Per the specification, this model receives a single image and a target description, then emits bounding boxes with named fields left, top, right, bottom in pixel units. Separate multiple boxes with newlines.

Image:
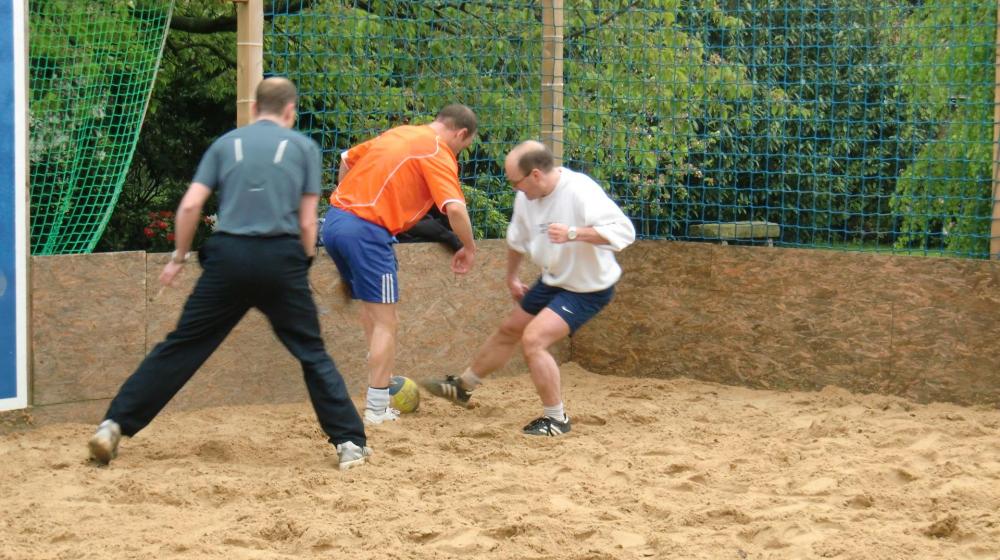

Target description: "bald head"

left=255, top=77, right=298, bottom=117
left=507, top=140, right=555, bottom=177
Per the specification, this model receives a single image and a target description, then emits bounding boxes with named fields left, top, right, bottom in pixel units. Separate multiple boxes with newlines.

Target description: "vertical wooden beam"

left=541, top=0, right=564, bottom=164
left=234, top=0, right=264, bottom=127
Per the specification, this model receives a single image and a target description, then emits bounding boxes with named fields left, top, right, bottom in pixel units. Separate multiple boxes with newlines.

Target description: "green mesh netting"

left=29, top=0, right=174, bottom=255
left=265, top=1, right=539, bottom=239
left=267, top=1, right=997, bottom=258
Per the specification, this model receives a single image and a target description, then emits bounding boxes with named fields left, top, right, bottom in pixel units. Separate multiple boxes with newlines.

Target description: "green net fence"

left=266, top=1, right=540, bottom=239
left=28, top=1, right=174, bottom=255
left=264, top=1, right=998, bottom=258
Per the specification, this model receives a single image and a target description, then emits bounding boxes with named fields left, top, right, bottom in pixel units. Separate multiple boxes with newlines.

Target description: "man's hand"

left=451, top=246, right=475, bottom=274
left=507, top=277, right=528, bottom=302
left=159, top=261, right=185, bottom=287
left=547, top=222, right=571, bottom=243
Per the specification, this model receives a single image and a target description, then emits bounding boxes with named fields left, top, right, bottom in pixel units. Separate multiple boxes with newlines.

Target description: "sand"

left=1, top=362, right=998, bottom=560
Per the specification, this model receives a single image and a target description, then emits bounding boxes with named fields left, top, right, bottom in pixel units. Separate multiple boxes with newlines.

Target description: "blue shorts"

left=321, top=207, right=399, bottom=303
left=520, top=279, right=615, bottom=334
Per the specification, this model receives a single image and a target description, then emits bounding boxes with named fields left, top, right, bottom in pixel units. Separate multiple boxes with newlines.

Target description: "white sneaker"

left=88, top=419, right=122, bottom=464
left=336, top=441, right=372, bottom=470
left=363, top=406, right=400, bottom=425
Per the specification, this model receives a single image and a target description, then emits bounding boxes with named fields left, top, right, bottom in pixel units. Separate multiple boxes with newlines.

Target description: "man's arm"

left=444, top=201, right=476, bottom=252
left=160, top=182, right=212, bottom=286
left=548, top=190, right=636, bottom=249
left=547, top=224, right=611, bottom=245
left=505, top=247, right=528, bottom=301
left=299, top=193, right=319, bottom=258
left=173, top=183, right=212, bottom=256
left=444, top=201, right=477, bottom=274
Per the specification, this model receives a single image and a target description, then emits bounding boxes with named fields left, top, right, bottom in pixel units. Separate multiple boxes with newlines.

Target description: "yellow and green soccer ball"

left=389, top=375, right=420, bottom=413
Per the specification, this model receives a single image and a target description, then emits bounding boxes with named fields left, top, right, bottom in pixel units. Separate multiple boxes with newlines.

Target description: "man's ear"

left=283, top=102, right=297, bottom=125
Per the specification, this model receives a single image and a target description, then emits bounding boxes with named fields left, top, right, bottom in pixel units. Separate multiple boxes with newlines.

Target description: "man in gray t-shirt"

left=88, top=78, right=370, bottom=471
left=194, top=114, right=322, bottom=237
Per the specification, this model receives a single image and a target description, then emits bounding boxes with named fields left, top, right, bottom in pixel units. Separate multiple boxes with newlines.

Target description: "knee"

left=520, top=331, right=548, bottom=357
left=496, top=321, right=523, bottom=343
left=371, top=307, right=399, bottom=329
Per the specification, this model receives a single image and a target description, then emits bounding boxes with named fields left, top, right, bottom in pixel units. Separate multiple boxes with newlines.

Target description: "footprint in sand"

left=431, top=528, right=499, bottom=553
left=550, top=465, right=573, bottom=480
left=473, top=406, right=506, bottom=418
left=383, top=446, right=414, bottom=457
left=485, top=523, right=531, bottom=538
left=573, top=413, right=607, bottom=426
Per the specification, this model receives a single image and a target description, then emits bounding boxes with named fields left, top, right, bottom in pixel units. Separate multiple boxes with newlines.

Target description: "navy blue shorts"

left=321, top=207, right=399, bottom=303
left=519, top=279, right=615, bottom=334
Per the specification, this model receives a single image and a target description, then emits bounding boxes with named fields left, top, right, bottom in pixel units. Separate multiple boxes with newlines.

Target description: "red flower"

left=156, top=221, right=169, bottom=230
left=143, top=227, right=155, bottom=238
left=166, top=233, right=175, bottom=241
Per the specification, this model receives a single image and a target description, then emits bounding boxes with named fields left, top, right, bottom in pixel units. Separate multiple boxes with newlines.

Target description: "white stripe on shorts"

left=381, top=273, right=396, bottom=303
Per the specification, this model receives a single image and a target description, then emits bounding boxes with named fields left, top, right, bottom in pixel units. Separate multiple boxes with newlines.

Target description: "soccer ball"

left=389, top=375, right=420, bottom=413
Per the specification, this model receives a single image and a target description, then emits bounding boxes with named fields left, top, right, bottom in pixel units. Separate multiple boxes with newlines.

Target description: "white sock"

left=367, top=386, right=390, bottom=413
left=459, top=368, right=482, bottom=390
left=543, top=403, right=566, bottom=422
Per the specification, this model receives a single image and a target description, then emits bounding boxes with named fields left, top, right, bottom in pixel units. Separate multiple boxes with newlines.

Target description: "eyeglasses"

left=508, top=172, right=533, bottom=188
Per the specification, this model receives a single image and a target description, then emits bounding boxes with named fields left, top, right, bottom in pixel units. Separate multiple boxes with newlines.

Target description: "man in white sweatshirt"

left=422, top=140, right=636, bottom=436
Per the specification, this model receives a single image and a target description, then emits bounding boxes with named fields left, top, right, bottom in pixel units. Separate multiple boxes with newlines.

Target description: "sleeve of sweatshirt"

left=585, top=187, right=636, bottom=252
left=505, top=193, right=531, bottom=254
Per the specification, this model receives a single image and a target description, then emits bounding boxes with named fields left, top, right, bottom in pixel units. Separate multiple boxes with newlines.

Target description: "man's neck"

left=254, top=115, right=284, bottom=127
left=540, top=167, right=562, bottom=197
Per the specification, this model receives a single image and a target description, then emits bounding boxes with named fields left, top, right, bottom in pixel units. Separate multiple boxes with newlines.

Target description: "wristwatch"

left=170, top=250, right=190, bottom=264
left=567, top=226, right=578, bottom=241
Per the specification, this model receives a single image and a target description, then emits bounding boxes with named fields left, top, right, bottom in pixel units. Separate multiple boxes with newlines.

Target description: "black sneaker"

left=522, top=415, right=571, bottom=436
left=420, top=375, right=472, bottom=407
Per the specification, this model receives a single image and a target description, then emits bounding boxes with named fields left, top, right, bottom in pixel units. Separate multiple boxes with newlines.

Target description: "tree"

left=89, top=0, right=995, bottom=256
left=890, top=0, right=996, bottom=256
left=97, top=0, right=236, bottom=252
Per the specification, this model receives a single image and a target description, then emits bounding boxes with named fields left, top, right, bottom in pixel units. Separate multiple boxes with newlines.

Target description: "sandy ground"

left=1, top=362, right=998, bottom=560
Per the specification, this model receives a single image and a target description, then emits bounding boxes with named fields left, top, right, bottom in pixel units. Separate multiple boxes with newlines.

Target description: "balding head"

left=504, top=140, right=560, bottom=199
left=255, top=77, right=298, bottom=117
left=506, top=140, right=555, bottom=177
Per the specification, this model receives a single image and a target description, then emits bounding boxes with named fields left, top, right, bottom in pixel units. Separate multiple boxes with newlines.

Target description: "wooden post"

left=234, top=0, right=263, bottom=127
left=991, top=0, right=1000, bottom=258
left=541, top=0, right=564, bottom=164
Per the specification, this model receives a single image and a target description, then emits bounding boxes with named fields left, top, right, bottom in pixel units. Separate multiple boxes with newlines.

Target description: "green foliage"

left=96, top=0, right=235, bottom=252
left=29, top=0, right=174, bottom=254
left=890, top=0, right=996, bottom=257
left=575, top=0, right=929, bottom=245
left=267, top=0, right=540, bottom=219
left=70, top=0, right=996, bottom=260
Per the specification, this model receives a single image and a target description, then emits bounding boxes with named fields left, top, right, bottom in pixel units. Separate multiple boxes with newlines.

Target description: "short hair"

left=435, top=104, right=478, bottom=136
left=256, top=77, right=298, bottom=116
left=514, top=141, right=556, bottom=175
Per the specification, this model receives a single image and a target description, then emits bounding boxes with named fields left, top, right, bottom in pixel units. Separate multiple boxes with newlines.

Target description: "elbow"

left=178, top=201, right=204, bottom=216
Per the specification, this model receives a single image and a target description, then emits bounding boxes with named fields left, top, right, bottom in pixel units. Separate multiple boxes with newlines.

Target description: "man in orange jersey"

left=320, top=104, right=478, bottom=424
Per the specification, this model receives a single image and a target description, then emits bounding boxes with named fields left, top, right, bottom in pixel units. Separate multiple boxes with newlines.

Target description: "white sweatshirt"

left=506, top=167, right=636, bottom=292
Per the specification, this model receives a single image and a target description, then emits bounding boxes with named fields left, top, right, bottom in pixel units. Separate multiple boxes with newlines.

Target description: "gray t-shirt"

left=193, top=120, right=322, bottom=236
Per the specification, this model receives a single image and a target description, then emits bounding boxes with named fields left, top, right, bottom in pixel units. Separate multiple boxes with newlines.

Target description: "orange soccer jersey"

left=331, top=125, right=466, bottom=235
